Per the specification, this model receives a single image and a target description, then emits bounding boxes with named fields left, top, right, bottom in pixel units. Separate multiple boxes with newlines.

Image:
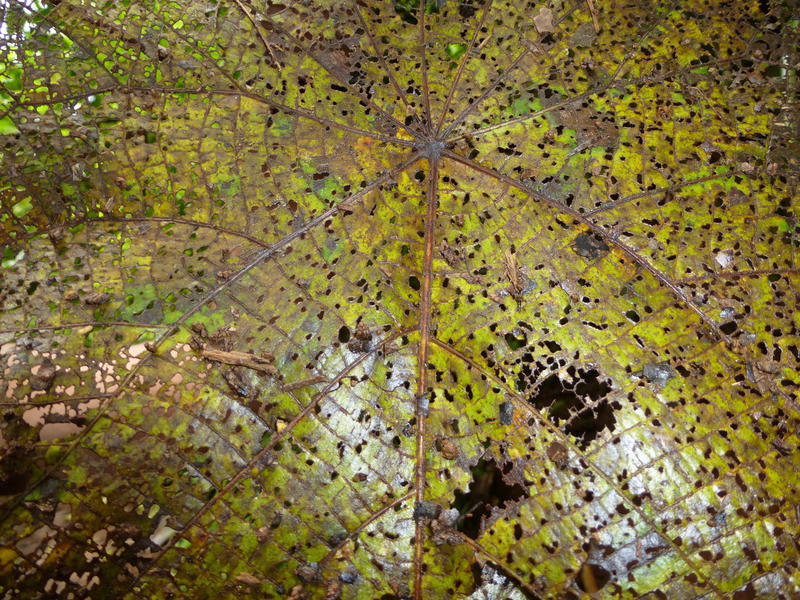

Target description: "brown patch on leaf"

left=296, top=562, right=322, bottom=583
left=440, top=438, right=459, bottom=460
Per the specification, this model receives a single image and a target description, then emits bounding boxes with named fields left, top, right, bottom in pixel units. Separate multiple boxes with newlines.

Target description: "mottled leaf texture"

left=0, top=0, right=798, bottom=598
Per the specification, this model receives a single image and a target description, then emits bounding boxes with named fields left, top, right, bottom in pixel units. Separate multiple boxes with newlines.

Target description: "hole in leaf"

left=575, top=562, right=611, bottom=593
left=450, top=457, right=527, bottom=539
left=521, top=369, right=614, bottom=447
left=625, top=310, right=640, bottom=323
left=505, top=331, right=527, bottom=350
left=338, top=326, right=350, bottom=343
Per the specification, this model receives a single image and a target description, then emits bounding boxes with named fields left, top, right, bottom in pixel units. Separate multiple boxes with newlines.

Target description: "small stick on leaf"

left=586, top=0, right=600, bottom=33
left=201, top=348, right=277, bottom=376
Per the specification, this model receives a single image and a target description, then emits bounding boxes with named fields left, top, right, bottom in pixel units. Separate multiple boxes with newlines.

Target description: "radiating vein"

left=429, top=337, right=727, bottom=600
left=418, top=0, right=432, bottom=131
left=320, top=491, right=415, bottom=565
left=442, top=149, right=734, bottom=346
left=433, top=0, right=492, bottom=135
left=129, top=328, right=412, bottom=586
left=413, top=157, right=439, bottom=600
left=0, top=152, right=423, bottom=527
left=353, top=0, right=421, bottom=134
left=264, top=13, right=413, bottom=138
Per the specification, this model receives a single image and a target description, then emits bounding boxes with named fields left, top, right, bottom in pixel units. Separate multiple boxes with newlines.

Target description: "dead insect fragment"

left=572, top=233, right=609, bottom=260
left=639, top=361, right=676, bottom=387
left=295, top=562, right=322, bottom=583
left=546, top=441, right=569, bottom=469
left=498, top=401, right=514, bottom=425
left=222, top=367, right=251, bottom=398
left=84, top=292, right=111, bottom=305
left=30, top=359, right=56, bottom=391
left=414, top=501, right=441, bottom=520
left=190, top=321, right=207, bottom=338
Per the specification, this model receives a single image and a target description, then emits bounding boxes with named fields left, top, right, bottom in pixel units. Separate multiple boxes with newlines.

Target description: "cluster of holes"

left=511, top=345, right=616, bottom=447
left=450, top=457, right=528, bottom=539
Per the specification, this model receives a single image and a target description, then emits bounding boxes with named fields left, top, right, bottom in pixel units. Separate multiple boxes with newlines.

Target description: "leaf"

left=0, top=1, right=798, bottom=599
left=0, top=116, right=19, bottom=135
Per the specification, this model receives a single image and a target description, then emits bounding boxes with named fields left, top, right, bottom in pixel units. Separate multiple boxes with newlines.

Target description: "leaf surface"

left=1, top=1, right=798, bottom=598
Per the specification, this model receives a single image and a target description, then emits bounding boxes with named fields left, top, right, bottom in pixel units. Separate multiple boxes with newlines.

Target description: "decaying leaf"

left=0, top=1, right=798, bottom=599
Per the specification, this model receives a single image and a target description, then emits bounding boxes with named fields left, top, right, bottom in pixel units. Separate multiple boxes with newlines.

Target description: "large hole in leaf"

left=450, top=457, right=528, bottom=539
left=519, top=367, right=615, bottom=448
left=575, top=561, right=611, bottom=593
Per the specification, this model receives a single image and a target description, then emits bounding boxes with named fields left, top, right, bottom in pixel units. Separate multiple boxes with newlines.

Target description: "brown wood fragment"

left=325, top=580, right=341, bottom=599
left=201, top=349, right=277, bottom=376
left=234, top=571, right=262, bottom=585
